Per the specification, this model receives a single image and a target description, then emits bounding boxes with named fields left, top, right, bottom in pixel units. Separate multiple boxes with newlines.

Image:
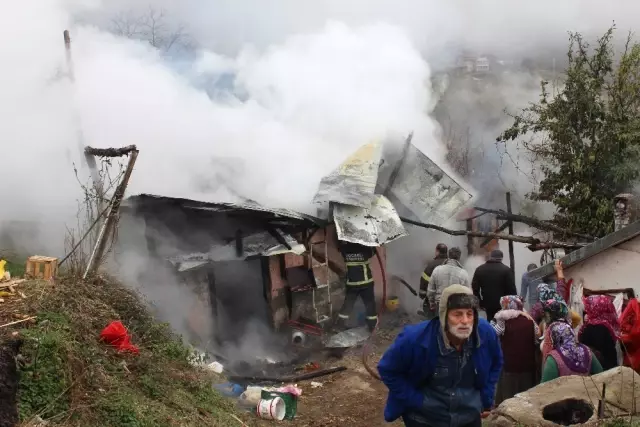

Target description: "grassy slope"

left=4, top=276, right=244, bottom=427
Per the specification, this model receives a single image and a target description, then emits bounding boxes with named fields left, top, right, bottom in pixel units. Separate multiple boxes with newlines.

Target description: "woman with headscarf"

left=540, top=299, right=571, bottom=365
left=491, top=295, right=540, bottom=404
left=529, top=261, right=581, bottom=328
left=619, top=298, right=640, bottom=372
left=541, top=322, right=603, bottom=382
left=579, top=295, right=620, bottom=371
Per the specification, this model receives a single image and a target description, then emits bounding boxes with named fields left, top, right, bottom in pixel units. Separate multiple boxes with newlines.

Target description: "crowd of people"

left=378, top=243, right=640, bottom=427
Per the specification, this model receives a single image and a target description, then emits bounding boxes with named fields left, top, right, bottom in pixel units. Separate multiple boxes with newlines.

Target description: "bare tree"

left=110, top=6, right=193, bottom=54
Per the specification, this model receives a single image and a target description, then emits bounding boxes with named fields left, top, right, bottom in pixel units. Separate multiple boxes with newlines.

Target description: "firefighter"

left=335, top=240, right=378, bottom=332
left=419, top=243, right=448, bottom=319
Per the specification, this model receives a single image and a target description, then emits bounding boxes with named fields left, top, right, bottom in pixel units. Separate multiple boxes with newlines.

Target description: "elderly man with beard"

left=378, top=285, right=503, bottom=427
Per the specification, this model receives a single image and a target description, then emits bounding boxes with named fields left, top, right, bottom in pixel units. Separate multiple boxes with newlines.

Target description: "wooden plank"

left=0, top=279, right=26, bottom=289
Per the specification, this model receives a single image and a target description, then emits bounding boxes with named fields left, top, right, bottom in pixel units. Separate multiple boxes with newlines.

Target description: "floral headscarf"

left=500, top=295, right=524, bottom=311
left=580, top=295, right=620, bottom=341
left=537, top=283, right=563, bottom=304
left=543, top=299, right=569, bottom=323
left=549, top=322, right=591, bottom=374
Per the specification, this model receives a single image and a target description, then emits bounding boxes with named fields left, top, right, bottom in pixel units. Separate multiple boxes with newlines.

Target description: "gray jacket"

left=427, top=259, right=471, bottom=307
left=520, top=272, right=543, bottom=308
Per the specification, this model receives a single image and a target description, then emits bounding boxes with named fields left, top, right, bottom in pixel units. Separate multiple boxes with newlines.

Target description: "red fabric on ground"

left=100, top=321, right=139, bottom=354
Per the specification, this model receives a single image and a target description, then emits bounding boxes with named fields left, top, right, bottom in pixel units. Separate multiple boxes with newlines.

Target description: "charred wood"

left=473, top=207, right=595, bottom=241
left=84, top=145, right=138, bottom=157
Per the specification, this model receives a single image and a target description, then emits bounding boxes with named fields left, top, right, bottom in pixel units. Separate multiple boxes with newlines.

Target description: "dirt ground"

left=250, top=319, right=410, bottom=427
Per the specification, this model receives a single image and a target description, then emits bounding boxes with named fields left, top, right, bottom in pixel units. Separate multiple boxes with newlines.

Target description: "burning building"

left=118, top=138, right=473, bottom=353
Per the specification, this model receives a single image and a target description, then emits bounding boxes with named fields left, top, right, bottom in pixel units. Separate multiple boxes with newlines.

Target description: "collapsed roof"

left=122, top=136, right=474, bottom=266
left=122, top=194, right=325, bottom=270
left=313, top=137, right=473, bottom=246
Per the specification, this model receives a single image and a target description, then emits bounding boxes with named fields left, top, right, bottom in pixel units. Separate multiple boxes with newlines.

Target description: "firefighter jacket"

left=338, top=241, right=376, bottom=286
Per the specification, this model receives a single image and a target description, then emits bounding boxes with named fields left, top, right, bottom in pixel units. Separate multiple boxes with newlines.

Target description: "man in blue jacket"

left=378, top=284, right=503, bottom=427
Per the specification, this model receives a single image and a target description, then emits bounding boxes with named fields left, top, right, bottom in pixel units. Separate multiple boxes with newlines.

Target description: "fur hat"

left=438, top=285, right=480, bottom=348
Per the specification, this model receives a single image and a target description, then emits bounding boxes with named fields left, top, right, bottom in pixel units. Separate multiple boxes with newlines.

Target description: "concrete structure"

left=529, top=219, right=640, bottom=297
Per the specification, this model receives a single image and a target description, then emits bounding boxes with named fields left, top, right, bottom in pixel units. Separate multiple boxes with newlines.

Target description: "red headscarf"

left=580, top=295, right=620, bottom=341
left=620, top=298, right=640, bottom=371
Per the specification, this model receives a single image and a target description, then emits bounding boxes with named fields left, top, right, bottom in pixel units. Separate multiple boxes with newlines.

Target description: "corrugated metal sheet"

left=313, top=141, right=382, bottom=209
left=124, top=194, right=324, bottom=225
left=378, top=143, right=473, bottom=226
left=333, top=195, right=407, bottom=246
left=167, top=229, right=306, bottom=270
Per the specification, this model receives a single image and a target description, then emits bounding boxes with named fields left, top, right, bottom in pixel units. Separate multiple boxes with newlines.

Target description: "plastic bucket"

left=257, top=397, right=286, bottom=420
left=386, top=296, right=400, bottom=312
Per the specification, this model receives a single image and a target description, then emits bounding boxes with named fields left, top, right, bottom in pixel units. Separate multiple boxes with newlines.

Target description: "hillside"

left=0, top=275, right=246, bottom=427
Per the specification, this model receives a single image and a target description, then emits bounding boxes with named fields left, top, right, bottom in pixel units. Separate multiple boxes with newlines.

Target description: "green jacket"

left=540, top=351, right=603, bottom=383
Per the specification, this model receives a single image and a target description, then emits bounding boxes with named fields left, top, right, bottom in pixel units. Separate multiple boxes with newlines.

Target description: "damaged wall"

left=268, top=225, right=387, bottom=329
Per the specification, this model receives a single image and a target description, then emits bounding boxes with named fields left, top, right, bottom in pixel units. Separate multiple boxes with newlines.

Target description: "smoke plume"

left=3, top=0, right=640, bottom=360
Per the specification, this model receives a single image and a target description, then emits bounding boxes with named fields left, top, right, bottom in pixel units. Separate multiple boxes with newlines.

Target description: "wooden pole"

left=506, top=192, right=515, bottom=279
left=83, top=149, right=139, bottom=278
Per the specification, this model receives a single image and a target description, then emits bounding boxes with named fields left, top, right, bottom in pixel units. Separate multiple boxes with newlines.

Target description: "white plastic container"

left=256, top=397, right=286, bottom=421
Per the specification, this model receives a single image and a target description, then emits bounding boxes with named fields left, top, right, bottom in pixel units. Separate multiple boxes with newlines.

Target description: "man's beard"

left=449, top=324, right=473, bottom=340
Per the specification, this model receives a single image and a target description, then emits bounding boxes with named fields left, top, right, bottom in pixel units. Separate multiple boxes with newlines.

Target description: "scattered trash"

left=277, top=384, right=302, bottom=397
left=296, top=361, right=320, bottom=372
left=257, top=396, right=286, bottom=420
left=239, top=386, right=263, bottom=407
left=0, top=291, right=13, bottom=298
left=0, top=279, right=25, bottom=290
left=325, top=326, right=371, bottom=348
left=229, top=366, right=347, bottom=384
left=207, top=361, right=224, bottom=373
left=291, top=330, right=306, bottom=345
left=99, top=321, right=139, bottom=354
left=0, top=316, right=36, bottom=329
left=214, top=382, right=245, bottom=397
left=260, top=389, right=297, bottom=420
left=386, top=295, right=400, bottom=312
left=310, top=381, right=323, bottom=388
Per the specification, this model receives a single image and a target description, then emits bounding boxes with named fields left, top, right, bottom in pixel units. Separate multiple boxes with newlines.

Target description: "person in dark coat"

left=579, top=295, right=620, bottom=371
left=471, top=249, right=516, bottom=321
left=419, top=243, right=448, bottom=319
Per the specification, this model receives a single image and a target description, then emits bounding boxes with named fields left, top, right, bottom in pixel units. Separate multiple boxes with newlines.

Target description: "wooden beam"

left=84, top=149, right=139, bottom=278
left=400, top=217, right=542, bottom=245
left=474, top=206, right=595, bottom=241
left=84, top=145, right=137, bottom=157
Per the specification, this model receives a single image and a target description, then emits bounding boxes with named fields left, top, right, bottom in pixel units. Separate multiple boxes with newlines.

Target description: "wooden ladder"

left=308, top=232, right=332, bottom=324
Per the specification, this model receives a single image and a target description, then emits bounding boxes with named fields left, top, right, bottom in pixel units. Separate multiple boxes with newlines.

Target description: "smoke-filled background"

left=3, top=0, right=640, bottom=358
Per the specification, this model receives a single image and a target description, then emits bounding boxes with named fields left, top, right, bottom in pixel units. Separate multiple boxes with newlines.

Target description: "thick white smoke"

left=2, top=5, right=443, bottom=240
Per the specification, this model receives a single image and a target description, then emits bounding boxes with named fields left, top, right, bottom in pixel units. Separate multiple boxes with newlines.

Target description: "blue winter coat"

left=377, top=317, right=503, bottom=423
